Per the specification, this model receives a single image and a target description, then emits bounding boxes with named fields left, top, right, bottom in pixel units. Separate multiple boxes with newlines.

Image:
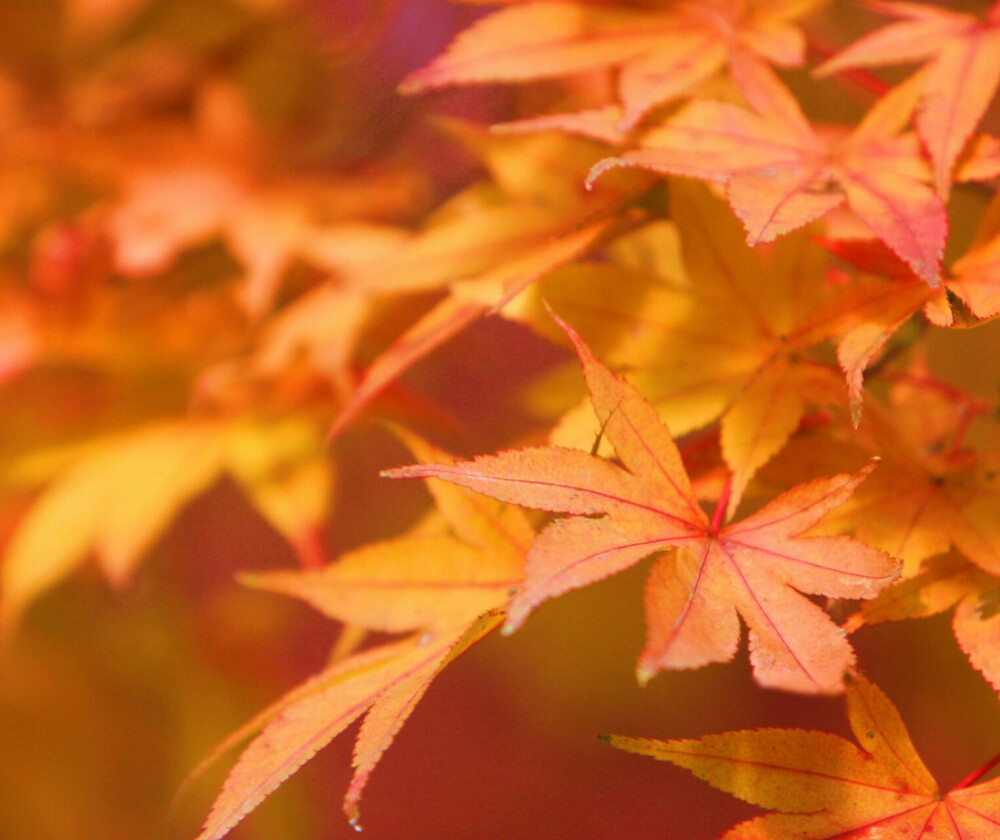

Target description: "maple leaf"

left=387, top=313, right=899, bottom=693
left=604, top=672, right=1000, bottom=839
left=107, top=152, right=412, bottom=318
left=328, top=207, right=612, bottom=436
left=808, top=230, right=1000, bottom=418
left=246, top=284, right=375, bottom=408
left=192, top=613, right=502, bottom=840
left=955, top=133, right=1000, bottom=186
left=191, top=432, right=527, bottom=836
left=587, top=61, right=947, bottom=284
left=818, top=374, right=1000, bottom=580
left=847, top=553, right=1000, bottom=695
left=327, top=295, right=487, bottom=438
left=815, top=270, right=940, bottom=424
left=518, top=183, right=924, bottom=510
left=0, top=417, right=333, bottom=626
left=400, top=0, right=819, bottom=131
left=516, top=183, right=832, bottom=447
left=493, top=105, right=634, bottom=147
left=3, top=111, right=418, bottom=314
left=329, top=130, right=638, bottom=436
left=947, top=224, right=1000, bottom=324
left=242, top=430, right=529, bottom=634
left=816, top=0, right=1000, bottom=198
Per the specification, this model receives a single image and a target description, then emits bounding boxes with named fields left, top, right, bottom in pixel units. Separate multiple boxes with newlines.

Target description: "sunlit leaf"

left=604, top=674, right=1000, bottom=839
left=589, top=67, right=947, bottom=284
left=402, top=0, right=819, bottom=130
left=388, top=313, right=898, bottom=693
left=818, top=0, right=1000, bottom=198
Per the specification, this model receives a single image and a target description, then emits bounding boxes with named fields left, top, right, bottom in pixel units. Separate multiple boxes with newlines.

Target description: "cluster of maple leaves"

left=3, top=0, right=1000, bottom=838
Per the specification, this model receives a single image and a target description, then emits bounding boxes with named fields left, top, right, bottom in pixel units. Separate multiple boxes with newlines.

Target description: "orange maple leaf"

left=604, top=672, right=1000, bottom=840
left=819, top=374, right=1000, bottom=580
left=242, top=429, right=529, bottom=635
left=587, top=61, right=947, bottom=284
left=856, top=196, right=1000, bottom=327
left=191, top=614, right=502, bottom=840
left=809, top=231, right=1000, bottom=420
left=817, top=0, right=1000, bottom=199
left=518, top=183, right=933, bottom=513
left=329, top=130, right=637, bottom=437
left=848, top=553, right=1000, bottom=695
left=0, top=418, right=333, bottom=627
left=400, top=0, right=818, bottom=131
left=829, top=449, right=1000, bottom=580
left=189, top=432, right=527, bottom=837
left=387, top=313, right=899, bottom=693
left=812, top=271, right=941, bottom=424
left=948, top=225, right=1000, bottom=324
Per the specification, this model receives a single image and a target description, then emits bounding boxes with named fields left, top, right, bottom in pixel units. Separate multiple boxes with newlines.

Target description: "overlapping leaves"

left=818, top=0, right=1000, bottom=198
left=516, top=182, right=931, bottom=511
left=587, top=61, right=947, bottom=283
left=388, top=313, right=899, bottom=693
left=191, top=432, right=528, bottom=838
left=402, top=0, right=821, bottom=131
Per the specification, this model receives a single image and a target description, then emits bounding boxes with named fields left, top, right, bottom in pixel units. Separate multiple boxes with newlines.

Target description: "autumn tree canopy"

left=2, top=1, right=1000, bottom=839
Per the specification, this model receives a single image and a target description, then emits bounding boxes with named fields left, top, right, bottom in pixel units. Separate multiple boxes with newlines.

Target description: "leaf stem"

left=806, top=35, right=890, bottom=99
left=948, top=400, right=989, bottom=457
left=710, top=474, right=733, bottom=534
left=296, top=526, right=328, bottom=570
left=840, top=610, right=864, bottom=634
left=951, top=751, right=1000, bottom=791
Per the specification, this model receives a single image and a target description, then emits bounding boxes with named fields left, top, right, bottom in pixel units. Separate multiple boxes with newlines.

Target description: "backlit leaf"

left=850, top=553, right=1000, bottom=694
left=387, top=314, right=898, bottom=693
left=588, top=67, right=947, bottom=283
left=818, top=0, right=1000, bottom=198
left=401, top=0, right=819, bottom=131
left=195, top=614, right=501, bottom=840
left=605, top=673, right=1000, bottom=839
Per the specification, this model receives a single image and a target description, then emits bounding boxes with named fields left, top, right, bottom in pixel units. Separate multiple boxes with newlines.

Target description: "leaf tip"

left=234, top=570, right=260, bottom=588
left=346, top=806, right=364, bottom=832
left=850, top=400, right=864, bottom=429
left=842, top=611, right=865, bottom=634
left=380, top=465, right=419, bottom=480
left=543, top=302, right=593, bottom=370
left=585, top=156, right=625, bottom=191
left=597, top=733, right=612, bottom=744
left=397, top=68, right=431, bottom=97
left=852, top=458, right=880, bottom=483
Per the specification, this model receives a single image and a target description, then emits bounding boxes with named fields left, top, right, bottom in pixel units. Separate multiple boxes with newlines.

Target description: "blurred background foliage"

left=1, top=1, right=999, bottom=839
